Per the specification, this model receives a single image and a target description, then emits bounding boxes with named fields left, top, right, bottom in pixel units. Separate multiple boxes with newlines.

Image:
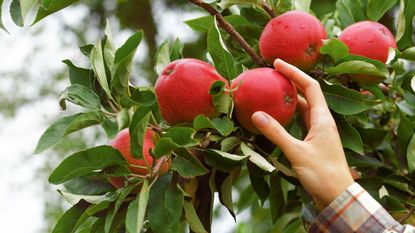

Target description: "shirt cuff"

left=309, top=182, right=404, bottom=233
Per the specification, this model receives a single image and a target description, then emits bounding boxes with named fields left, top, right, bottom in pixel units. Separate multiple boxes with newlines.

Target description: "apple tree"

left=2, top=0, right=415, bottom=232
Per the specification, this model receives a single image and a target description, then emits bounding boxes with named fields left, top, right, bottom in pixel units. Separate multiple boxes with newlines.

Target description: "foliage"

left=2, top=0, right=415, bottom=232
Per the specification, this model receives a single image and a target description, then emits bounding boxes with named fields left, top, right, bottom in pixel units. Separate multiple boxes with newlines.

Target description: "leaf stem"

left=188, top=0, right=267, bottom=67
left=261, top=0, right=276, bottom=18
left=399, top=206, right=415, bottom=224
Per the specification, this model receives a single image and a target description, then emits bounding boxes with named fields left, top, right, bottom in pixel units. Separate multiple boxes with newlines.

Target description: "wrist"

left=314, top=172, right=354, bottom=210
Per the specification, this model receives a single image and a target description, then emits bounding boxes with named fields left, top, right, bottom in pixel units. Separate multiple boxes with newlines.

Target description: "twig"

left=261, top=0, right=276, bottom=18
left=398, top=206, right=415, bottom=223
left=188, top=0, right=267, bottom=67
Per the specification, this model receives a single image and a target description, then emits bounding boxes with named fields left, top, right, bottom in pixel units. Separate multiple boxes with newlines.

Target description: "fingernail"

left=252, top=112, right=269, bottom=128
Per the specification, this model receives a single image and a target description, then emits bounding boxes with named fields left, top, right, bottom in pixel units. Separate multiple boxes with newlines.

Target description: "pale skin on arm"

left=251, top=59, right=354, bottom=210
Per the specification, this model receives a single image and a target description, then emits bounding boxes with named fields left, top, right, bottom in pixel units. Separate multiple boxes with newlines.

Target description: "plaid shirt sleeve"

left=309, top=182, right=415, bottom=233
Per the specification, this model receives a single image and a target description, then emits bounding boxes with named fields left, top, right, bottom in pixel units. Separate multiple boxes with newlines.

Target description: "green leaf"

left=241, top=143, right=276, bottom=173
left=155, top=40, right=171, bottom=75
left=153, top=128, right=199, bottom=158
left=59, top=84, right=101, bottom=110
left=148, top=174, right=184, bottom=233
left=64, top=177, right=114, bottom=195
left=220, top=136, right=241, bottom=152
left=320, top=81, right=377, bottom=115
left=248, top=170, right=270, bottom=205
left=320, top=38, right=349, bottom=63
left=91, top=39, right=113, bottom=101
left=367, top=0, right=397, bottom=21
left=205, top=149, right=248, bottom=172
left=33, top=0, right=79, bottom=24
left=111, top=30, right=143, bottom=97
left=184, top=15, right=214, bottom=32
left=398, top=113, right=414, bottom=156
left=396, top=0, right=415, bottom=49
left=193, top=115, right=234, bottom=136
left=216, top=171, right=235, bottom=219
left=336, top=115, right=364, bottom=154
left=10, top=0, right=23, bottom=26
left=35, top=111, right=105, bottom=154
left=0, top=0, right=7, bottom=32
left=129, top=105, right=152, bottom=159
left=336, top=0, right=367, bottom=27
left=401, top=47, right=415, bottom=60
left=48, top=145, right=128, bottom=184
left=207, top=17, right=238, bottom=81
left=292, top=0, right=311, bottom=11
left=269, top=175, right=286, bottom=223
left=105, top=185, right=135, bottom=233
left=183, top=200, right=207, bottom=233
left=210, top=81, right=233, bottom=115
left=170, top=38, right=184, bottom=60
left=406, top=133, right=415, bottom=173
left=52, top=201, right=87, bottom=233
left=171, top=148, right=209, bottom=178
left=218, top=0, right=269, bottom=17
left=62, top=60, right=93, bottom=89
left=126, top=180, right=150, bottom=233
left=326, top=55, right=389, bottom=78
left=346, top=153, right=385, bottom=168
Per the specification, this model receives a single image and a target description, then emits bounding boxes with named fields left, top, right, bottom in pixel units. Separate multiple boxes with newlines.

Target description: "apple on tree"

left=108, top=128, right=170, bottom=188
left=259, top=10, right=327, bottom=71
left=232, top=68, right=298, bottom=134
left=155, top=58, right=228, bottom=125
left=339, top=21, right=397, bottom=85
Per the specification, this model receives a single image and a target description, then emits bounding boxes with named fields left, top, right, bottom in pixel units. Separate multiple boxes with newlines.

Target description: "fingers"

left=274, top=59, right=331, bottom=124
left=297, top=96, right=311, bottom=129
left=251, top=111, right=301, bottom=155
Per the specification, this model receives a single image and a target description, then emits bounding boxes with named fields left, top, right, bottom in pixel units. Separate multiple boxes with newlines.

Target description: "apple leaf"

left=406, top=133, right=415, bottom=173
left=91, top=38, right=114, bottom=101
left=320, top=38, right=349, bottom=63
left=0, top=0, right=7, bottom=32
left=183, top=200, right=208, bottom=233
left=215, top=171, right=235, bottom=220
left=241, top=143, right=276, bottom=173
left=320, top=81, right=378, bottom=115
left=207, top=17, right=239, bottom=81
left=221, top=136, right=241, bottom=152
left=170, top=38, right=184, bottom=61
left=129, top=105, right=152, bottom=159
left=336, top=0, right=367, bottom=27
left=105, top=185, right=135, bottom=233
left=62, top=60, right=94, bottom=89
left=111, top=30, right=143, bottom=97
left=336, top=115, right=364, bottom=155
left=48, top=145, right=128, bottom=184
left=59, top=84, right=101, bottom=110
left=269, top=175, right=287, bottom=223
left=33, top=0, right=79, bottom=25
left=205, top=149, right=248, bottom=172
left=52, top=201, right=87, bottom=233
left=148, top=174, right=184, bottom=233
left=35, top=111, right=106, bottom=154
left=248, top=166, right=270, bottom=205
left=292, top=0, right=311, bottom=12
left=153, top=127, right=199, bottom=158
left=326, top=55, right=389, bottom=78
left=126, top=180, right=150, bottom=233
left=185, top=16, right=214, bottom=32
left=396, top=0, right=415, bottom=49
left=193, top=115, right=234, bottom=136
left=171, top=148, right=209, bottom=178
left=155, top=40, right=171, bottom=75
left=63, top=177, right=114, bottom=195
left=397, top=113, right=414, bottom=156
left=367, top=0, right=397, bottom=21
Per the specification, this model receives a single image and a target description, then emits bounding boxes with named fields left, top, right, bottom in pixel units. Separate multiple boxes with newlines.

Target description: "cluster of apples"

left=109, top=10, right=396, bottom=187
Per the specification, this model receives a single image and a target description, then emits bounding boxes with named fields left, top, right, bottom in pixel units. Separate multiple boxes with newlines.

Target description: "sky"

left=0, top=1, right=241, bottom=232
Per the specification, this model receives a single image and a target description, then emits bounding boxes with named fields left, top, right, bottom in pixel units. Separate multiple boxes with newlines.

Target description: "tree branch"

left=399, top=206, right=415, bottom=224
left=189, top=0, right=267, bottom=67
left=261, top=0, right=276, bottom=18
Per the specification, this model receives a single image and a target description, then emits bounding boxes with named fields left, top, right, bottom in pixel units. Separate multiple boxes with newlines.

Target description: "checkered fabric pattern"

left=309, top=183, right=415, bottom=233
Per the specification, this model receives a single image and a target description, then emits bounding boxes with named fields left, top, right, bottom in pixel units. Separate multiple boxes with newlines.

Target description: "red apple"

left=155, top=58, right=227, bottom=125
left=108, top=128, right=170, bottom=188
left=232, top=68, right=298, bottom=134
left=339, top=21, right=397, bottom=85
left=259, top=10, right=327, bottom=71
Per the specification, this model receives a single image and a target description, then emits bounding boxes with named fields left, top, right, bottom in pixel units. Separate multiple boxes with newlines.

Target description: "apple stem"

left=261, top=0, right=276, bottom=18
left=188, top=0, right=268, bottom=67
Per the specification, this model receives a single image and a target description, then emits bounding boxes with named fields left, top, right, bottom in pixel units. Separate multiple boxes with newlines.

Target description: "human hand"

left=251, top=59, right=354, bottom=210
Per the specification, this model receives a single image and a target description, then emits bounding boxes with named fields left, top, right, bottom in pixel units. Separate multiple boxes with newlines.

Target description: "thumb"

left=251, top=111, right=300, bottom=154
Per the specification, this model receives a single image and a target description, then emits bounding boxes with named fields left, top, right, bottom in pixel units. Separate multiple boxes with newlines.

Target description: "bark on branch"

left=189, top=0, right=267, bottom=67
